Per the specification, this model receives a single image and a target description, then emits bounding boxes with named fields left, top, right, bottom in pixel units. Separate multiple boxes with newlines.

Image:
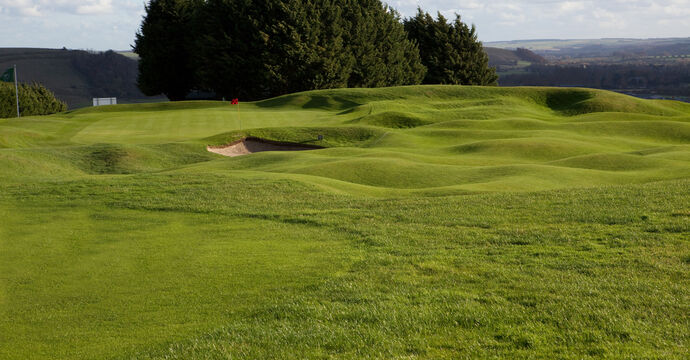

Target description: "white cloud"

left=559, top=1, right=587, bottom=13
left=76, top=0, right=113, bottom=15
left=0, top=0, right=143, bottom=50
left=20, top=6, right=40, bottom=16
left=391, top=0, right=690, bottom=41
left=0, top=0, right=114, bottom=17
left=0, top=0, right=39, bottom=16
left=2, top=0, right=690, bottom=50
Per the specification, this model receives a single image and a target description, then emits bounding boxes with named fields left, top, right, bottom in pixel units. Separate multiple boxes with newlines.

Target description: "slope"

left=0, top=48, right=155, bottom=108
left=2, top=85, right=687, bottom=194
left=0, top=85, right=688, bottom=359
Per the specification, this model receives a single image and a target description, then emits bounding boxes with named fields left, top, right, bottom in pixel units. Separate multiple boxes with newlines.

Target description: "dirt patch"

left=207, top=137, right=323, bottom=157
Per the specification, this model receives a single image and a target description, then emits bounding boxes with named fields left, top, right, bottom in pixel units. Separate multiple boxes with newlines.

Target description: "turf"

left=0, top=85, right=688, bottom=359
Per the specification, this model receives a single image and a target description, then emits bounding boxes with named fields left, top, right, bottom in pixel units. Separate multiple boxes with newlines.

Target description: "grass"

left=0, top=85, right=688, bottom=359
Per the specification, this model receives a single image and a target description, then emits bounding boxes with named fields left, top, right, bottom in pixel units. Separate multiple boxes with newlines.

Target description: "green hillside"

left=0, top=48, right=158, bottom=108
left=0, top=86, right=688, bottom=359
left=486, top=37, right=690, bottom=58
left=485, top=47, right=546, bottom=67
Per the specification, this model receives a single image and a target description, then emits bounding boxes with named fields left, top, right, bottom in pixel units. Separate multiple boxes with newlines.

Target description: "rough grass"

left=0, top=85, right=688, bottom=359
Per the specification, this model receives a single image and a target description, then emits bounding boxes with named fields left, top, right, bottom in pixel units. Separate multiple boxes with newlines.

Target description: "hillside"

left=486, top=37, right=690, bottom=60
left=485, top=39, right=690, bottom=101
left=0, top=48, right=160, bottom=109
left=485, top=47, right=546, bottom=67
left=2, top=85, right=688, bottom=193
left=0, top=86, right=688, bottom=359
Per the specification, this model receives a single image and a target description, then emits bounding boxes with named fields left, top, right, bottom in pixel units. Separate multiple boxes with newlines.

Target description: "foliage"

left=195, top=0, right=425, bottom=100
left=341, top=0, right=426, bottom=88
left=0, top=48, right=146, bottom=109
left=70, top=50, right=142, bottom=99
left=514, top=48, right=546, bottom=64
left=0, top=81, right=66, bottom=118
left=485, top=47, right=546, bottom=67
left=404, top=9, right=498, bottom=85
left=133, top=0, right=202, bottom=101
left=135, top=1, right=502, bottom=100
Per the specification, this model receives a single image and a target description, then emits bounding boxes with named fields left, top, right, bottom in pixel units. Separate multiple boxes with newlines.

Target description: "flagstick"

left=13, top=65, right=19, bottom=118
left=237, top=101, right=241, bottom=131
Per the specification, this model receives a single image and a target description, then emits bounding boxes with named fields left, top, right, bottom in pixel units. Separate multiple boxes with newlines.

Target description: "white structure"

left=93, top=97, right=117, bottom=106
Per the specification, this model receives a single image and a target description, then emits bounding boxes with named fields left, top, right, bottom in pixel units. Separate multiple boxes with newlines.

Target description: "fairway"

left=0, top=85, right=688, bottom=358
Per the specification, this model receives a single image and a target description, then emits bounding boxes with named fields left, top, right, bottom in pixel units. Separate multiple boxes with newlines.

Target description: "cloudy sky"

left=0, top=0, right=689, bottom=50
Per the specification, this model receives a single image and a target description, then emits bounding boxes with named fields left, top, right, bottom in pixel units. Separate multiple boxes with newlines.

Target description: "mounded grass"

left=0, top=85, right=688, bottom=359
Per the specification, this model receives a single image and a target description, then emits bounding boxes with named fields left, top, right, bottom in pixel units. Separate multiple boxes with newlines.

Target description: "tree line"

left=0, top=82, right=66, bottom=118
left=70, top=50, right=143, bottom=100
left=134, top=0, right=497, bottom=101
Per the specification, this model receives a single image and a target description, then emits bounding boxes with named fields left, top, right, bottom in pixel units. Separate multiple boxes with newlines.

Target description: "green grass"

left=0, top=85, right=688, bottom=359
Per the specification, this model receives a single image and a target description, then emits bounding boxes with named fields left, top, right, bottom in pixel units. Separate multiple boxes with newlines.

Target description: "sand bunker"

left=207, top=137, right=323, bottom=157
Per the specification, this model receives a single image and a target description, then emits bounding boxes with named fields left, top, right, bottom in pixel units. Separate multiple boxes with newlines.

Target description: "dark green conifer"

left=404, top=8, right=498, bottom=85
left=133, top=0, right=202, bottom=100
left=343, top=0, right=425, bottom=88
left=1, top=82, right=67, bottom=118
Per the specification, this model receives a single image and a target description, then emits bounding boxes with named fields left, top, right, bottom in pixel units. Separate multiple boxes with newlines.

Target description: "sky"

left=0, top=0, right=689, bottom=50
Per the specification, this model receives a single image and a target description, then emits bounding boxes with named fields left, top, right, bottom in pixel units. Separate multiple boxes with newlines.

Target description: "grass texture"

left=0, top=85, right=688, bottom=359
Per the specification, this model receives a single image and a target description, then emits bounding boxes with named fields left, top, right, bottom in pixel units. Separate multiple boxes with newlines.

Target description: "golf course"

left=1, top=85, right=688, bottom=358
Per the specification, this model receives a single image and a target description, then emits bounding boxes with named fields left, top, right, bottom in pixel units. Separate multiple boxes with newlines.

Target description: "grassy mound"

left=353, top=111, right=431, bottom=128
left=205, top=126, right=386, bottom=148
left=0, top=143, right=214, bottom=181
left=0, top=85, right=688, bottom=359
left=2, top=85, right=688, bottom=192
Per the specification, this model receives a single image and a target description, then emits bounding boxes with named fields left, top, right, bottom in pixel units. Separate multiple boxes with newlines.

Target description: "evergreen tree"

left=343, top=0, right=425, bottom=88
left=1, top=82, right=67, bottom=118
left=268, top=0, right=353, bottom=94
left=133, top=0, right=202, bottom=100
left=198, top=0, right=424, bottom=100
left=196, top=0, right=267, bottom=100
left=404, top=9, right=497, bottom=85
left=200, top=0, right=352, bottom=99
left=134, top=0, right=439, bottom=100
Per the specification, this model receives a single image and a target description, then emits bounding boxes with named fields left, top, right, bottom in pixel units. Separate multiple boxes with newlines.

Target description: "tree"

left=1, top=82, right=66, bottom=118
left=198, top=0, right=354, bottom=100
left=515, top=48, right=546, bottom=64
left=134, top=1, right=438, bottom=101
left=133, top=0, right=202, bottom=100
left=195, top=0, right=266, bottom=100
left=342, top=0, right=426, bottom=88
left=270, top=0, right=354, bottom=94
left=196, top=0, right=425, bottom=100
left=404, top=9, right=497, bottom=85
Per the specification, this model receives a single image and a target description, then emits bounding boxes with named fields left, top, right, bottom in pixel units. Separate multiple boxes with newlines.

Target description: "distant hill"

left=0, top=48, right=163, bottom=109
left=486, top=38, right=690, bottom=61
left=484, top=47, right=546, bottom=67
left=485, top=39, right=690, bottom=101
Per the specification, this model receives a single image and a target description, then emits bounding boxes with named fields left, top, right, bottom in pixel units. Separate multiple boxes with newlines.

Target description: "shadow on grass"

left=256, top=94, right=361, bottom=111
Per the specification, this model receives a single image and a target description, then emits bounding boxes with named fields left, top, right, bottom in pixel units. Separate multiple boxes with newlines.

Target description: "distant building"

left=93, top=97, right=117, bottom=106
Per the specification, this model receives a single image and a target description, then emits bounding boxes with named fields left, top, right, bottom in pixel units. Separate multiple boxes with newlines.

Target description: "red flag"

left=231, top=98, right=239, bottom=105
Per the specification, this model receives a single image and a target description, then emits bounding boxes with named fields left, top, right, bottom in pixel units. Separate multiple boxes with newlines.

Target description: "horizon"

left=3, top=36, right=690, bottom=53
left=1, top=1, right=690, bottom=50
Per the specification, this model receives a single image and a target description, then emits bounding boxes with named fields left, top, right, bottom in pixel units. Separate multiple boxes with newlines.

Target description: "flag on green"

left=1, top=67, right=14, bottom=82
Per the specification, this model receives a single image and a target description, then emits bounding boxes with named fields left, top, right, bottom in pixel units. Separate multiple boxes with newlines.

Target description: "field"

left=0, top=85, right=688, bottom=359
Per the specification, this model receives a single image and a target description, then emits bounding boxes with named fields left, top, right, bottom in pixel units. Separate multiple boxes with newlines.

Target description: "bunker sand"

left=207, top=137, right=323, bottom=157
